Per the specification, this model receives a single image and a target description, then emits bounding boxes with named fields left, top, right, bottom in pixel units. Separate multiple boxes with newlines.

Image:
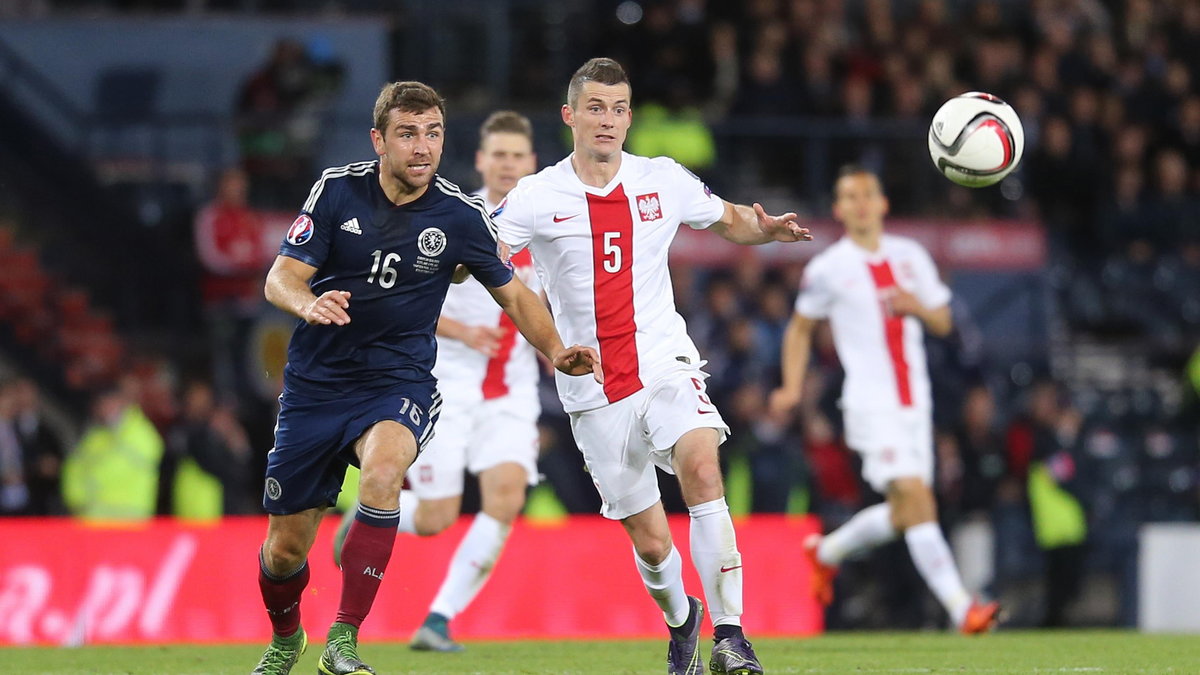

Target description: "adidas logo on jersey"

left=340, top=218, right=362, bottom=234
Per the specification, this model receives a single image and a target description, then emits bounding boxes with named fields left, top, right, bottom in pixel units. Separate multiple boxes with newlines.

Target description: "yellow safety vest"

left=62, top=407, right=163, bottom=521
left=1028, top=462, right=1088, bottom=549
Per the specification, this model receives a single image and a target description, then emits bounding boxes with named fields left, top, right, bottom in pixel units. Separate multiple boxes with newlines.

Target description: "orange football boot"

left=803, top=534, right=837, bottom=607
left=960, top=600, right=1000, bottom=635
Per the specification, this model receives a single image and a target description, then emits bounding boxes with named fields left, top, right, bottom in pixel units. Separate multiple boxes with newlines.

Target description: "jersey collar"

left=561, top=151, right=630, bottom=197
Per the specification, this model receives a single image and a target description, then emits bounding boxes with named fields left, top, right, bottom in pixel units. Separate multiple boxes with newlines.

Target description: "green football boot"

left=250, top=628, right=307, bottom=675
left=317, top=622, right=375, bottom=675
left=410, top=612, right=465, bottom=652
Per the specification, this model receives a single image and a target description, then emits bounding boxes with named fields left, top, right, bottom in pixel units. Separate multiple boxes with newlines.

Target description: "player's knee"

left=414, top=502, right=458, bottom=535
left=483, top=493, right=525, bottom=524
left=263, top=537, right=308, bottom=575
left=887, top=478, right=936, bottom=530
left=683, top=457, right=724, bottom=495
left=358, top=466, right=406, bottom=505
left=482, top=482, right=526, bottom=524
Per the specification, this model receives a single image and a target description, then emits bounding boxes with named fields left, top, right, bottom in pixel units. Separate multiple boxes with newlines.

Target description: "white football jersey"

left=434, top=192, right=541, bottom=401
left=495, top=153, right=725, bottom=413
left=795, top=234, right=951, bottom=412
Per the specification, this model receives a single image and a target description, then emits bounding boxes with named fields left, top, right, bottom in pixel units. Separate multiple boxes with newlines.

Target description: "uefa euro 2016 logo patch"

left=286, top=214, right=314, bottom=246
left=418, top=227, right=447, bottom=257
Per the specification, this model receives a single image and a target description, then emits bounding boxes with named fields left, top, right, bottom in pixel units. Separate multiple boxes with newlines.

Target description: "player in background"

left=768, top=165, right=999, bottom=634
left=333, top=111, right=543, bottom=652
left=251, top=82, right=600, bottom=675
left=493, top=57, right=812, bottom=675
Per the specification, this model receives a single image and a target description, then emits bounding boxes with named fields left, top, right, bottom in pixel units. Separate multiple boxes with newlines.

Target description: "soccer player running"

left=493, top=58, right=812, bottom=675
left=768, top=165, right=999, bottom=634
left=333, top=111, right=545, bottom=652
left=250, top=82, right=600, bottom=675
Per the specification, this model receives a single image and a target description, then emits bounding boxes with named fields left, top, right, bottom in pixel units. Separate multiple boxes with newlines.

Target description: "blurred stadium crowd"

left=0, top=0, right=1198, bottom=630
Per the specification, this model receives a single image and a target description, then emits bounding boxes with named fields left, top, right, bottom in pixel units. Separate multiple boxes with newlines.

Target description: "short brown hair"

left=479, top=110, right=533, bottom=147
left=834, top=163, right=884, bottom=194
left=373, top=81, right=446, bottom=135
left=567, top=57, right=630, bottom=108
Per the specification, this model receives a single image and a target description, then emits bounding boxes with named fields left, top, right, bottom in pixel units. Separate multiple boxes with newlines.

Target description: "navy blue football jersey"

left=278, top=161, right=514, bottom=395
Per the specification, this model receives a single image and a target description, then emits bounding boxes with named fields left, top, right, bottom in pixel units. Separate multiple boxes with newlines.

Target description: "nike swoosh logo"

left=720, top=565, right=742, bottom=573
left=698, top=409, right=715, bottom=415
left=552, top=213, right=579, bottom=222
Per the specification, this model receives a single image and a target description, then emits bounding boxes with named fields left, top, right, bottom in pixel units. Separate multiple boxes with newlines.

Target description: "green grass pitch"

left=3, top=631, right=1198, bottom=674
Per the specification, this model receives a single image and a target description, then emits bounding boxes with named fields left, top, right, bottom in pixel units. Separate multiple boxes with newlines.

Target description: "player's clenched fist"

left=302, top=290, right=352, bottom=326
left=552, top=345, right=604, bottom=383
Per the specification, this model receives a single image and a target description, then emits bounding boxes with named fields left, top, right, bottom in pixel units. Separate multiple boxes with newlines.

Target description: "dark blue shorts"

left=263, top=382, right=442, bottom=515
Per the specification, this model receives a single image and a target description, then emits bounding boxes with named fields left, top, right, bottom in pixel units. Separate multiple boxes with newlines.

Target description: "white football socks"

left=429, top=512, right=511, bottom=620
left=397, top=490, right=419, bottom=535
left=905, top=521, right=972, bottom=626
left=817, top=502, right=897, bottom=566
left=633, top=545, right=691, bottom=627
left=688, top=497, right=743, bottom=627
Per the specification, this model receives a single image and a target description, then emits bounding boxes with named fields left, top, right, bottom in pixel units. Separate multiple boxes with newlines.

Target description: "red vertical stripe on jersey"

left=867, top=261, right=913, bottom=407
left=481, top=249, right=532, bottom=400
left=587, top=186, right=643, bottom=403
left=482, top=314, right=518, bottom=400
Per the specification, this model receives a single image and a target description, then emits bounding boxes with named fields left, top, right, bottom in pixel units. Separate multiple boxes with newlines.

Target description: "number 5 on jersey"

left=601, top=231, right=625, bottom=273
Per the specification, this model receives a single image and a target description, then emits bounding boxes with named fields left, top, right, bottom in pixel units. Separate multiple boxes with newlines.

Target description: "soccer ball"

left=928, top=92, right=1024, bottom=188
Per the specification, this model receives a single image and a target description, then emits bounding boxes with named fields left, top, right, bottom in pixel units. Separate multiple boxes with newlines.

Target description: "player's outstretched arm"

left=486, top=276, right=603, bottom=383
left=768, top=312, right=818, bottom=418
left=265, top=255, right=352, bottom=326
left=708, top=201, right=813, bottom=245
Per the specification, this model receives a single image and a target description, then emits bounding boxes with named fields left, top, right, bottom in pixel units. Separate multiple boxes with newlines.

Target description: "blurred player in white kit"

left=335, top=111, right=543, bottom=652
left=770, top=165, right=999, bottom=634
left=493, top=57, right=812, bottom=675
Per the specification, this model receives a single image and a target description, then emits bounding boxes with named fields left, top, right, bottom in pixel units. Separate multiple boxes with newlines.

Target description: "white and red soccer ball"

left=928, top=92, right=1025, bottom=188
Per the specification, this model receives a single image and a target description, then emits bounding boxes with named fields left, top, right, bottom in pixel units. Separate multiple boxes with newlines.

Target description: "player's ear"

left=475, top=149, right=486, bottom=174
left=561, top=104, right=574, bottom=128
left=370, top=128, right=386, bottom=157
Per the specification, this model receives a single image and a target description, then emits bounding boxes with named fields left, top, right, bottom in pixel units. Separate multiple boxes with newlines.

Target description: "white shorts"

left=408, top=389, right=540, bottom=500
left=569, top=367, right=730, bottom=520
left=843, top=407, right=933, bottom=494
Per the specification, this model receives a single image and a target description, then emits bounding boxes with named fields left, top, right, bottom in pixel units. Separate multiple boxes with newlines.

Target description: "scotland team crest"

left=418, top=227, right=447, bottom=257
left=286, top=214, right=314, bottom=246
left=265, top=477, right=283, bottom=500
